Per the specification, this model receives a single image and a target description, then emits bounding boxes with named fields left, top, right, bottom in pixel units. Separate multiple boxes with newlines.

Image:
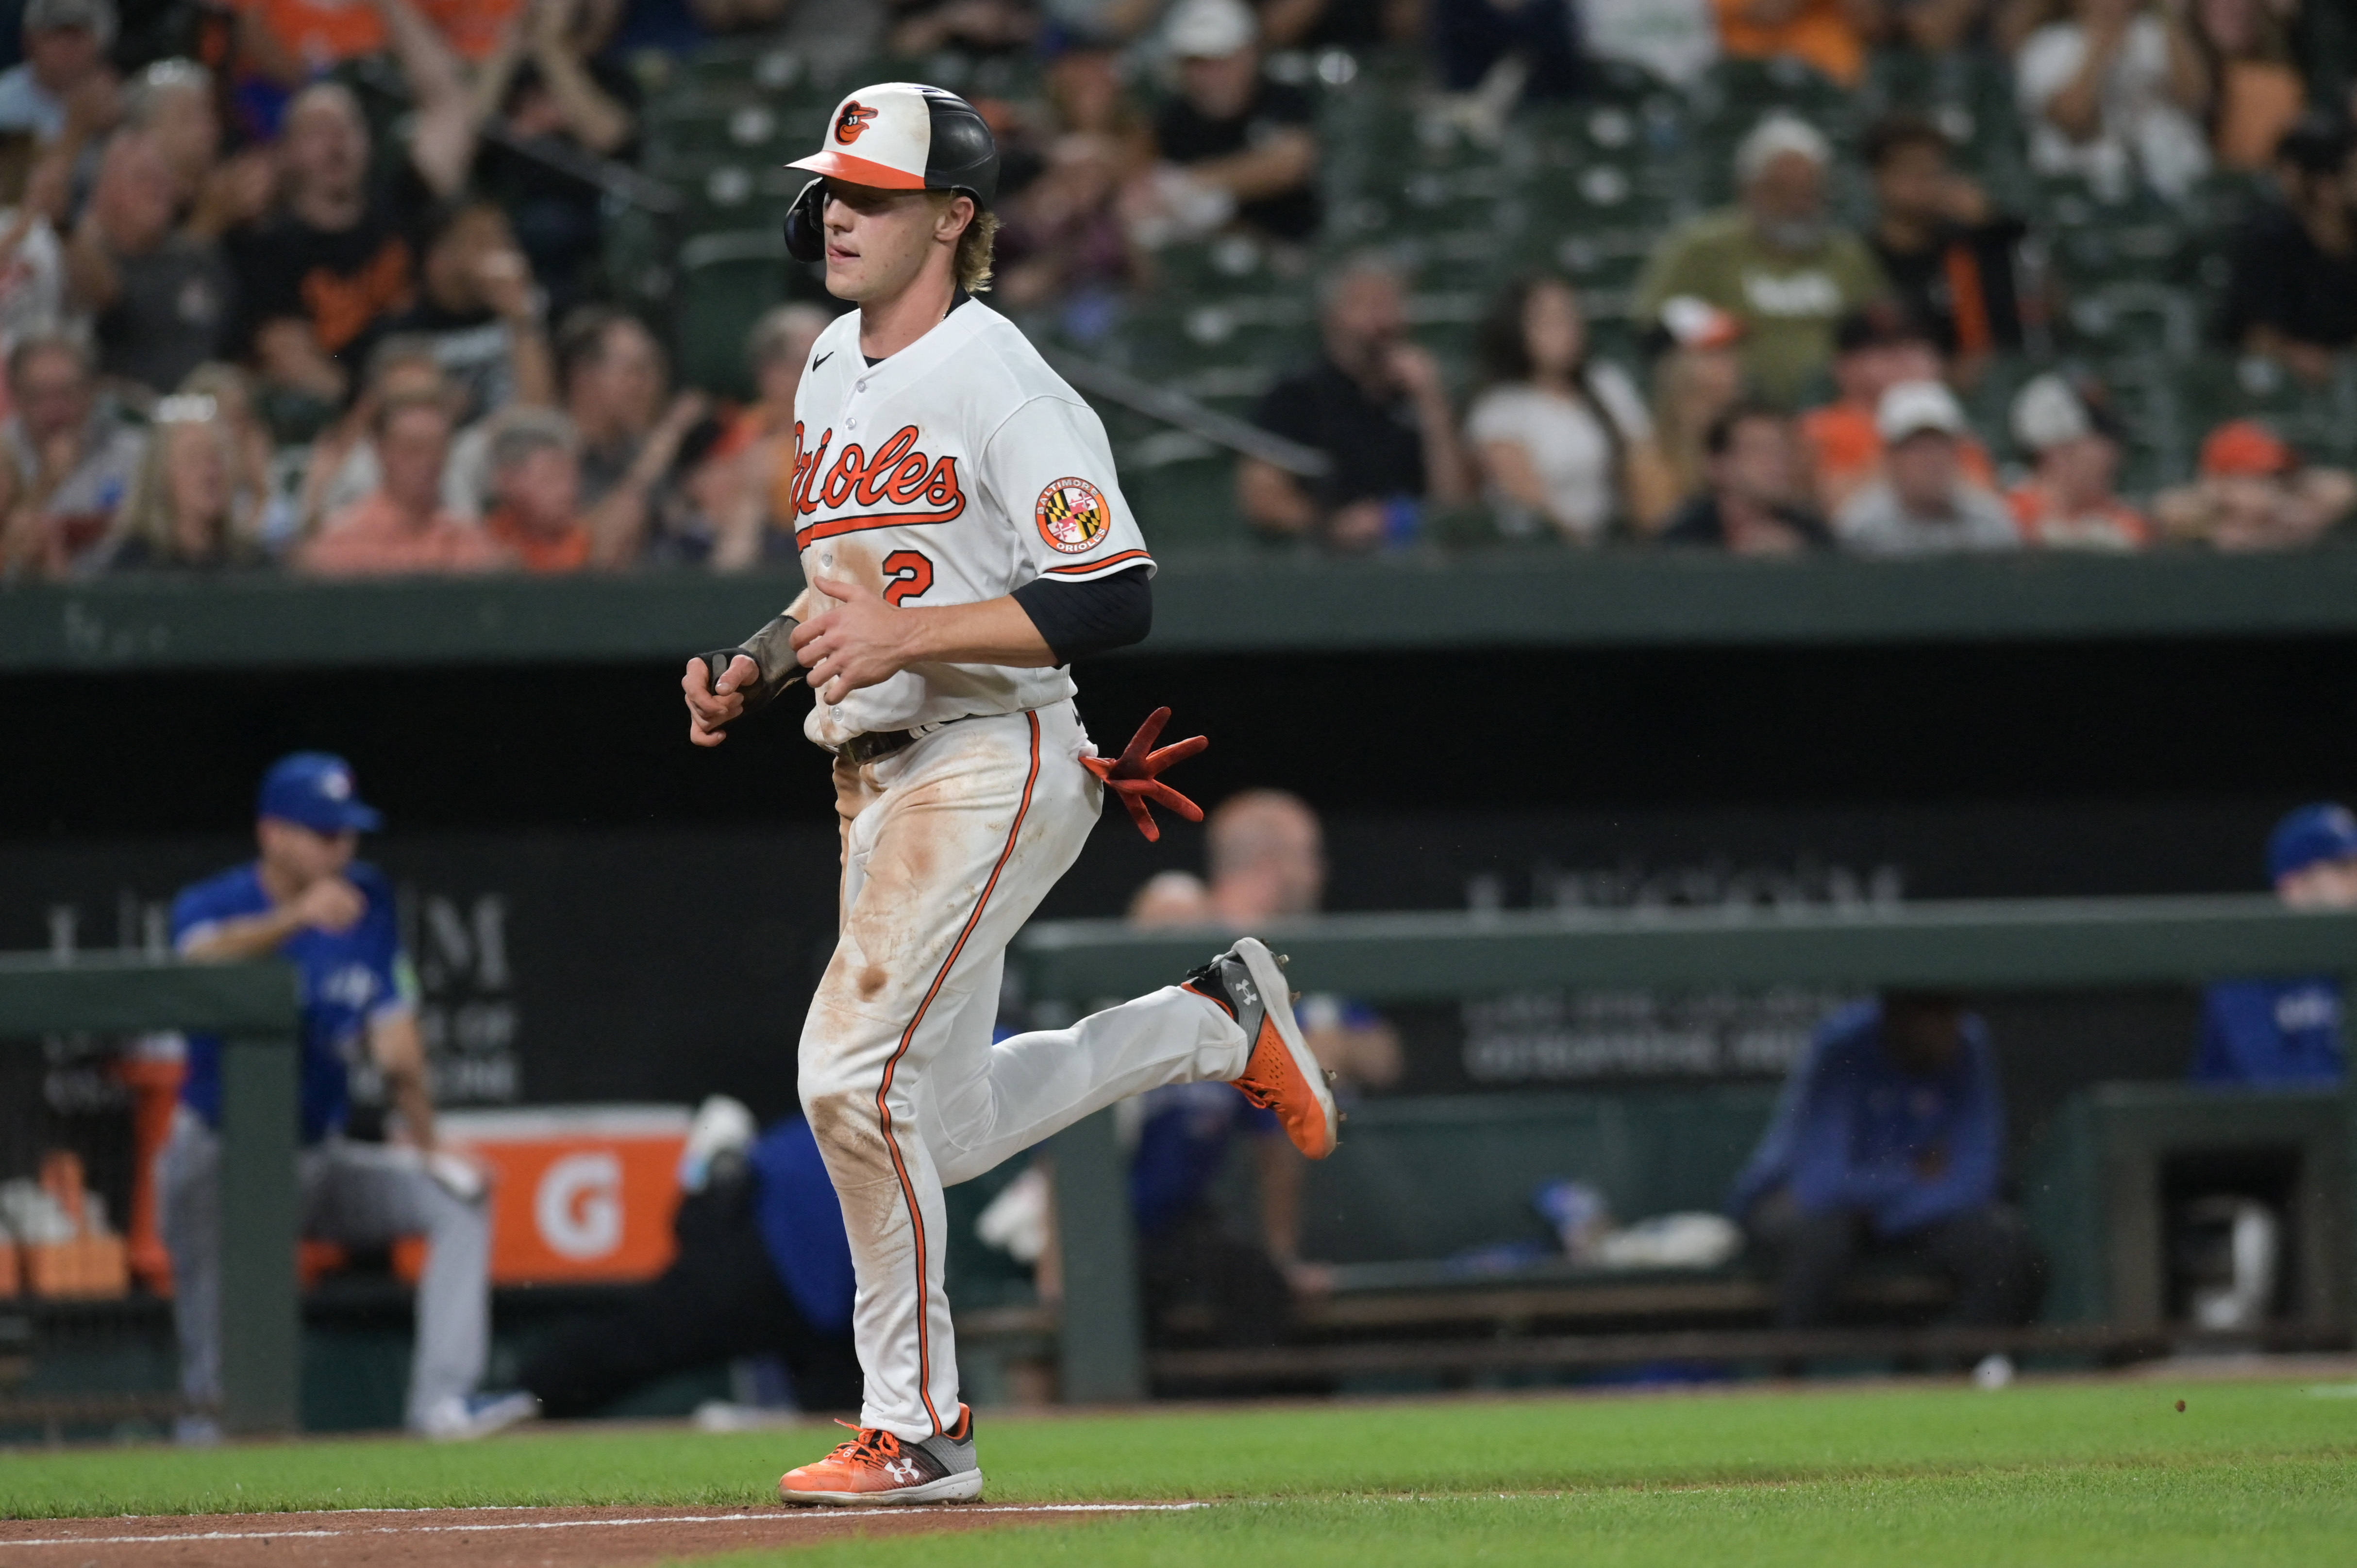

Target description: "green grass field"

left=5, top=1377, right=2355, bottom=1565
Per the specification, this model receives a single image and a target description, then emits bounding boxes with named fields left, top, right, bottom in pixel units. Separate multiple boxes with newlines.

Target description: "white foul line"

left=0, top=1501, right=1210, bottom=1550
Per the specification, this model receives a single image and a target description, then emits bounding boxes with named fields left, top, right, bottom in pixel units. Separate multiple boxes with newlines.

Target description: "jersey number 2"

left=883, top=550, right=935, bottom=607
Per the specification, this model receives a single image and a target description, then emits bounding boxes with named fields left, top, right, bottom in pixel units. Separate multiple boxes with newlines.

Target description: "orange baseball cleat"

left=777, top=1405, right=984, bottom=1505
left=1183, top=937, right=1339, bottom=1159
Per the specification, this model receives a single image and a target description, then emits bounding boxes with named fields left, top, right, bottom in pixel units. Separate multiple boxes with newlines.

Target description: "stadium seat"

left=671, top=230, right=794, bottom=400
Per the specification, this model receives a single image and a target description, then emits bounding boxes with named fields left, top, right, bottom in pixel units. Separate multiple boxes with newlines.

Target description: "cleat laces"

left=822, top=1421, right=905, bottom=1468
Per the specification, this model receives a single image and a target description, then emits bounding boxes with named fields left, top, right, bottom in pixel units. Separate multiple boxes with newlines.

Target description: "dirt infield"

left=0, top=1502, right=1203, bottom=1567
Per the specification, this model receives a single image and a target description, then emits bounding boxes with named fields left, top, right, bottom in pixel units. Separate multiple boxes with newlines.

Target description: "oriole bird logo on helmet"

left=835, top=101, right=879, bottom=144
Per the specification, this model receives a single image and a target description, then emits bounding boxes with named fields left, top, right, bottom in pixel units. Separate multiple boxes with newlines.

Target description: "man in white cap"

left=0, top=0, right=114, bottom=141
left=1145, top=0, right=1319, bottom=243
left=2005, top=373, right=2151, bottom=550
left=1634, top=112, right=1887, bottom=403
left=1834, top=380, right=2019, bottom=555
left=681, top=81, right=1340, bottom=1507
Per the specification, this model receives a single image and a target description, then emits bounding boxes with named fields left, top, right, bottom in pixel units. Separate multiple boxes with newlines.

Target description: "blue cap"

left=256, top=752, right=383, bottom=834
left=2267, top=802, right=2357, bottom=882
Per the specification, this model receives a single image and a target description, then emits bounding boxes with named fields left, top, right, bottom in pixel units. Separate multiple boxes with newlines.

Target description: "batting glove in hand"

left=697, top=614, right=803, bottom=724
left=1082, top=706, right=1207, bottom=843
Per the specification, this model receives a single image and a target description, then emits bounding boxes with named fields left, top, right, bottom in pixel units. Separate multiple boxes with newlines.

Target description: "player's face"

left=258, top=819, right=359, bottom=887
left=2279, top=856, right=2357, bottom=910
left=819, top=180, right=970, bottom=303
left=1880, top=994, right=1964, bottom=1074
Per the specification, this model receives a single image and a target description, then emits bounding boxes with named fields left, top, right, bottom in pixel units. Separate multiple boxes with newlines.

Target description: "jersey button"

left=846, top=418, right=858, bottom=429
left=855, top=379, right=868, bottom=393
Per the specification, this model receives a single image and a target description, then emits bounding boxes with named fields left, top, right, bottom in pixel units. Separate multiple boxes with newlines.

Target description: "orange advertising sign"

left=437, top=1106, right=691, bottom=1286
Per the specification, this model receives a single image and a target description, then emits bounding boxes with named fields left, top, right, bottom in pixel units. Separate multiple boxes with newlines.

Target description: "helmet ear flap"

left=783, top=177, right=826, bottom=263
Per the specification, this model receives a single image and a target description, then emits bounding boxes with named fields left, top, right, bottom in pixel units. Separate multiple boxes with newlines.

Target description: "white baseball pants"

left=799, top=700, right=1247, bottom=1439
left=155, top=1107, right=491, bottom=1432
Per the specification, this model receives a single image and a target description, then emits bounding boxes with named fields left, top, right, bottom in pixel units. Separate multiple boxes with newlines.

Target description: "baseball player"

left=680, top=82, right=1337, bottom=1506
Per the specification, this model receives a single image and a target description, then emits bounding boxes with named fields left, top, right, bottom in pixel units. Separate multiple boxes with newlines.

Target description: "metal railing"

left=1015, top=895, right=2357, bottom=1399
left=0, top=955, right=299, bottom=1434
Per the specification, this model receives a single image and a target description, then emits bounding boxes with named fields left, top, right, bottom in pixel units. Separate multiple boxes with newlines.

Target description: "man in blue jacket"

left=159, top=753, right=530, bottom=1441
left=1728, top=992, right=2045, bottom=1330
left=2194, top=803, right=2357, bottom=1085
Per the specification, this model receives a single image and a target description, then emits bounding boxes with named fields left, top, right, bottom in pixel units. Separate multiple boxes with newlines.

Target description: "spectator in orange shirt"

left=296, top=391, right=504, bottom=575
left=717, top=304, right=828, bottom=562
left=2155, top=419, right=2357, bottom=551
left=2006, top=373, right=2151, bottom=550
left=480, top=408, right=592, bottom=572
left=233, top=0, right=524, bottom=77
left=1802, top=305, right=1993, bottom=515
left=720, top=303, right=829, bottom=465
left=1713, top=0, right=1879, bottom=86
left=225, top=0, right=474, bottom=405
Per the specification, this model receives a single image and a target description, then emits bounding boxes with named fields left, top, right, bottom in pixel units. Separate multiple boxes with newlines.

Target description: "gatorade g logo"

left=835, top=101, right=879, bottom=144
left=1036, top=477, right=1110, bottom=554
left=535, top=1152, right=622, bottom=1260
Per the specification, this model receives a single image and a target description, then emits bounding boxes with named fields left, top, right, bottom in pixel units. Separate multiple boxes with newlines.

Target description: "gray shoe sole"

left=777, top=1468, right=986, bottom=1506
left=1233, top=936, right=1338, bottom=1154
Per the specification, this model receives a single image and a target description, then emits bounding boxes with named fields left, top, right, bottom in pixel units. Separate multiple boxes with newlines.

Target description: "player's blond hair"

left=931, top=191, right=998, bottom=294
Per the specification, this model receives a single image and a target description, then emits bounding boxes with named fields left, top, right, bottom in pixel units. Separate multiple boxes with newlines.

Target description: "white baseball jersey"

left=785, top=299, right=1154, bottom=749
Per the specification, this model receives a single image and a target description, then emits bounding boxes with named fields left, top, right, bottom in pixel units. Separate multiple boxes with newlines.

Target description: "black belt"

left=837, top=729, right=919, bottom=766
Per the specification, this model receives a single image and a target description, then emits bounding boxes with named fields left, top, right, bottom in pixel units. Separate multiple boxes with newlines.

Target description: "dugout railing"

left=17, top=550, right=2357, bottom=671
left=1015, top=895, right=2357, bottom=1401
left=0, top=954, right=300, bottom=1435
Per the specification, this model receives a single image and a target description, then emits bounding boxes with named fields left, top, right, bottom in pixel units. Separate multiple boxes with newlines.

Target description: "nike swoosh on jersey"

left=813, top=350, right=835, bottom=369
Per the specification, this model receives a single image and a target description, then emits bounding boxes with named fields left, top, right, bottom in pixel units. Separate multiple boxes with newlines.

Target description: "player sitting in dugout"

left=1726, top=993, right=2048, bottom=1344
left=2194, top=802, right=2356, bottom=1085
left=162, top=753, right=534, bottom=1443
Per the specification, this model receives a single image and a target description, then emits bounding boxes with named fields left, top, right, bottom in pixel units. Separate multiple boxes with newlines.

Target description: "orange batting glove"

left=1082, top=706, right=1207, bottom=844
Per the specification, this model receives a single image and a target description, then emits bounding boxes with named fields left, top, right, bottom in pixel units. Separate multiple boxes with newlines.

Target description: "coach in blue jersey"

left=2194, top=803, right=2357, bottom=1085
left=1728, top=993, right=2045, bottom=1333
left=156, top=753, right=531, bottom=1441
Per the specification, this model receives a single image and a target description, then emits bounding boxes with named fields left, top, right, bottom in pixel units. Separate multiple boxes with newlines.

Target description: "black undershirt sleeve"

left=1010, top=565, right=1153, bottom=666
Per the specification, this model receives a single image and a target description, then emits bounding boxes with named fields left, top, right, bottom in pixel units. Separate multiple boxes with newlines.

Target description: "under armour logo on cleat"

left=885, top=1459, right=920, bottom=1484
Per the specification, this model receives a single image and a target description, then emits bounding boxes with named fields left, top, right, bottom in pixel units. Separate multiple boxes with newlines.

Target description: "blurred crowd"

left=0, top=0, right=2350, bottom=579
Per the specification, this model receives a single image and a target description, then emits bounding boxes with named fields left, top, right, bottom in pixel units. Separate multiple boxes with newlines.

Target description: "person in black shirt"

left=223, top=0, right=473, bottom=405
left=378, top=200, right=555, bottom=425
left=2223, top=115, right=2357, bottom=385
left=1150, top=0, right=1320, bottom=243
left=1659, top=401, right=1833, bottom=554
left=68, top=129, right=234, bottom=397
left=1241, top=254, right=1470, bottom=550
left=1862, top=113, right=2028, bottom=383
left=468, top=0, right=639, bottom=323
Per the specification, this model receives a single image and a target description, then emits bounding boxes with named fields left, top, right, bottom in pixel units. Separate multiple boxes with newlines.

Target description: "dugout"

left=7, top=551, right=2357, bottom=1428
